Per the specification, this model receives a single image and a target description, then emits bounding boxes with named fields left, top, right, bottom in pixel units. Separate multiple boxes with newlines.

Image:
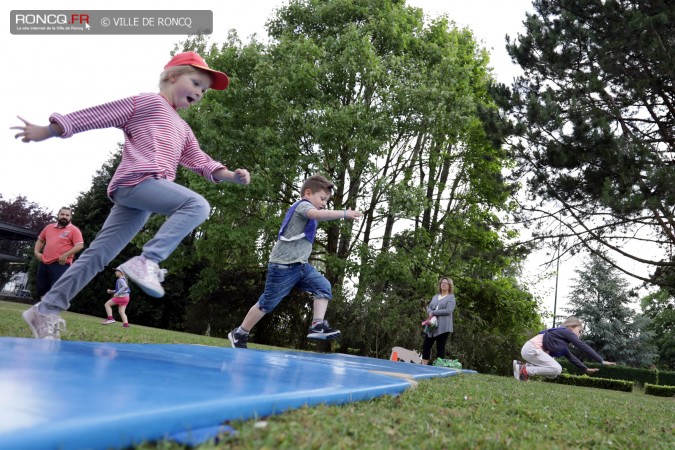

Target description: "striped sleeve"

left=179, top=129, right=226, bottom=182
left=49, top=96, right=136, bottom=138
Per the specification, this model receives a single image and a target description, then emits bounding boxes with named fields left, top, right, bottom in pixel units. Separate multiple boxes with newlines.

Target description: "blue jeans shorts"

left=256, top=262, right=332, bottom=313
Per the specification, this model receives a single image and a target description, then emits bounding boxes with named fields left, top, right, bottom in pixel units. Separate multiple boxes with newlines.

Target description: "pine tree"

left=566, top=254, right=657, bottom=367
left=506, top=0, right=675, bottom=287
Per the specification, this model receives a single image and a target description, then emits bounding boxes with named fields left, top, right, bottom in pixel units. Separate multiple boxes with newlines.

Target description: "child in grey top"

left=268, top=200, right=315, bottom=265
left=229, top=174, right=362, bottom=348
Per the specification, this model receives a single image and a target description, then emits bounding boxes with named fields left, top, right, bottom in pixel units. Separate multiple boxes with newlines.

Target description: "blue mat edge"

left=0, top=339, right=472, bottom=450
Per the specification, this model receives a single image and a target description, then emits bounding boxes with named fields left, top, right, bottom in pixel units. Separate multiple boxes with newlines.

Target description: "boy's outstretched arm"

left=11, top=116, right=63, bottom=143
left=307, top=208, right=362, bottom=222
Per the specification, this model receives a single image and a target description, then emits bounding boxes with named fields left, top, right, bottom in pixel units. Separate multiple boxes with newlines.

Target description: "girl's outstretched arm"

left=213, top=168, right=251, bottom=185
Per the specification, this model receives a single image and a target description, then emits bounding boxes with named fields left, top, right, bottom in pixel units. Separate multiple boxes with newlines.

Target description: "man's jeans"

left=36, top=262, right=70, bottom=297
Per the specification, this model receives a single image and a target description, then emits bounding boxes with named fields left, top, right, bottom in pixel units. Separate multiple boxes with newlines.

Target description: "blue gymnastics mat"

left=0, top=338, right=471, bottom=450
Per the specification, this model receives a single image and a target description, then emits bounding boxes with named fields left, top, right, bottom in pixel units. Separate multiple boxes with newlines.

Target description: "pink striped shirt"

left=50, top=93, right=226, bottom=195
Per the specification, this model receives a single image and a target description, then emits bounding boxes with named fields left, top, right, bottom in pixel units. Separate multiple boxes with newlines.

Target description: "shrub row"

left=643, top=383, right=675, bottom=397
left=545, top=373, right=634, bottom=392
left=557, top=359, right=675, bottom=386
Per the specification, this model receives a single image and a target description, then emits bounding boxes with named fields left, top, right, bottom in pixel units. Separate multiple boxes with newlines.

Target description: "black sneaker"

left=228, top=328, right=249, bottom=349
left=307, top=320, right=341, bottom=340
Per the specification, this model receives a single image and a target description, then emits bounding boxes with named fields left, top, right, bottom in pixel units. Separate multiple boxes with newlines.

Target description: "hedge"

left=557, top=360, right=675, bottom=386
left=643, top=383, right=675, bottom=397
left=545, top=373, right=634, bottom=392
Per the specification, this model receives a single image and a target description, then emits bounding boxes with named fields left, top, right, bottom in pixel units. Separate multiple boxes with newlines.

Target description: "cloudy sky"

left=3, top=0, right=534, bottom=210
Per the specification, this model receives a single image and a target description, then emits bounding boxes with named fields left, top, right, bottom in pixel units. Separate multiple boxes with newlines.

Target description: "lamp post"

left=552, top=251, right=560, bottom=328
left=552, top=214, right=562, bottom=328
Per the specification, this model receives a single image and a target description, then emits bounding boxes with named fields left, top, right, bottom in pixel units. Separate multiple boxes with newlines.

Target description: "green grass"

left=2, top=300, right=674, bottom=449
left=0, top=300, right=271, bottom=348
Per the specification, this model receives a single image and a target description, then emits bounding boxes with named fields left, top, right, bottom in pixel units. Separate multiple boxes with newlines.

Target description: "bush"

left=658, top=369, right=675, bottom=386
left=546, top=373, right=634, bottom=392
left=643, top=383, right=675, bottom=397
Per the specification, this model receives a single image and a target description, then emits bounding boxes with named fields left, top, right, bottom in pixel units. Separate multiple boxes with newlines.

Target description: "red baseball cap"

left=164, top=51, right=230, bottom=90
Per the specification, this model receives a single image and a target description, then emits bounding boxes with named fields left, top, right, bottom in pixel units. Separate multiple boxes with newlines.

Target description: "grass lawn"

left=1, top=300, right=673, bottom=449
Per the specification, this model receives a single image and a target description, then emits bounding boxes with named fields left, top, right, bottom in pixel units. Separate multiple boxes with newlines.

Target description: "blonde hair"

left=159, top=65, right=202, bottom=90
left=438, top=277, right=454, bottom=294
left=560, top=316, right=583, bottom=329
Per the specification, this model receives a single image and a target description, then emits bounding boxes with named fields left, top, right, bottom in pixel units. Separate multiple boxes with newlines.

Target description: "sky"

left=3, top=0, right=620, bottom=323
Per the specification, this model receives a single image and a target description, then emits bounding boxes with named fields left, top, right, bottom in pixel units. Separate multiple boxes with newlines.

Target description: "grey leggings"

left=40, top=178, right=210, bottom=313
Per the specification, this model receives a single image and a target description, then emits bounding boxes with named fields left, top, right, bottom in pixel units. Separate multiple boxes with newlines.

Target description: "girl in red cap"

left=13, top=51, right=250, bottom=340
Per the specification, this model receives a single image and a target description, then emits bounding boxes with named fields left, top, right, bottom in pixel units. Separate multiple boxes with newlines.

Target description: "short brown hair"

left=301, top=175, right=334, bottom=196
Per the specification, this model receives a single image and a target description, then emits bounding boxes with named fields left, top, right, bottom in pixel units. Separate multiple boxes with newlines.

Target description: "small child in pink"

left=102, top=268, right=131, bottom=328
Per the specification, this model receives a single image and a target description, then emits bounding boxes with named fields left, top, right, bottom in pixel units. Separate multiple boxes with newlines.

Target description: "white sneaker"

left=22, top=304, right=66, bottom=340
left=119, top=256, right=168, bottom=298
left=512, top=360, right=520, bottom=380
left=101, top=319, right=116, bottom=325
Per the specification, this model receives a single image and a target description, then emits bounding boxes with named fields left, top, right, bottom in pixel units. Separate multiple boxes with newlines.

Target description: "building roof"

left=0, top=221, right=38, bottom=263
left=0, top=222, right=38, bottom=241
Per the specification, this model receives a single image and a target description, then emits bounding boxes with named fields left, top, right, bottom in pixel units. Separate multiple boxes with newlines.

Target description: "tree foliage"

left=0, top=194, right=54, bottom=231
left=505, top=0, right=675, bottom=287
left=566, top=254, right=658, bottom=367
left=41, top=0, right=543, bottom=373
left=640, top=288, right=675, bottom=369
left=177, top=0, right=541, bottom=370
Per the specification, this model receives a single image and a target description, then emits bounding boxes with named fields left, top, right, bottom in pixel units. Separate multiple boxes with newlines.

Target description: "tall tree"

left=178, top=0, right=541, bottom=368
left=505, top=0, right=675, bottom=287
left=566, top=253, right=657, bottom=367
